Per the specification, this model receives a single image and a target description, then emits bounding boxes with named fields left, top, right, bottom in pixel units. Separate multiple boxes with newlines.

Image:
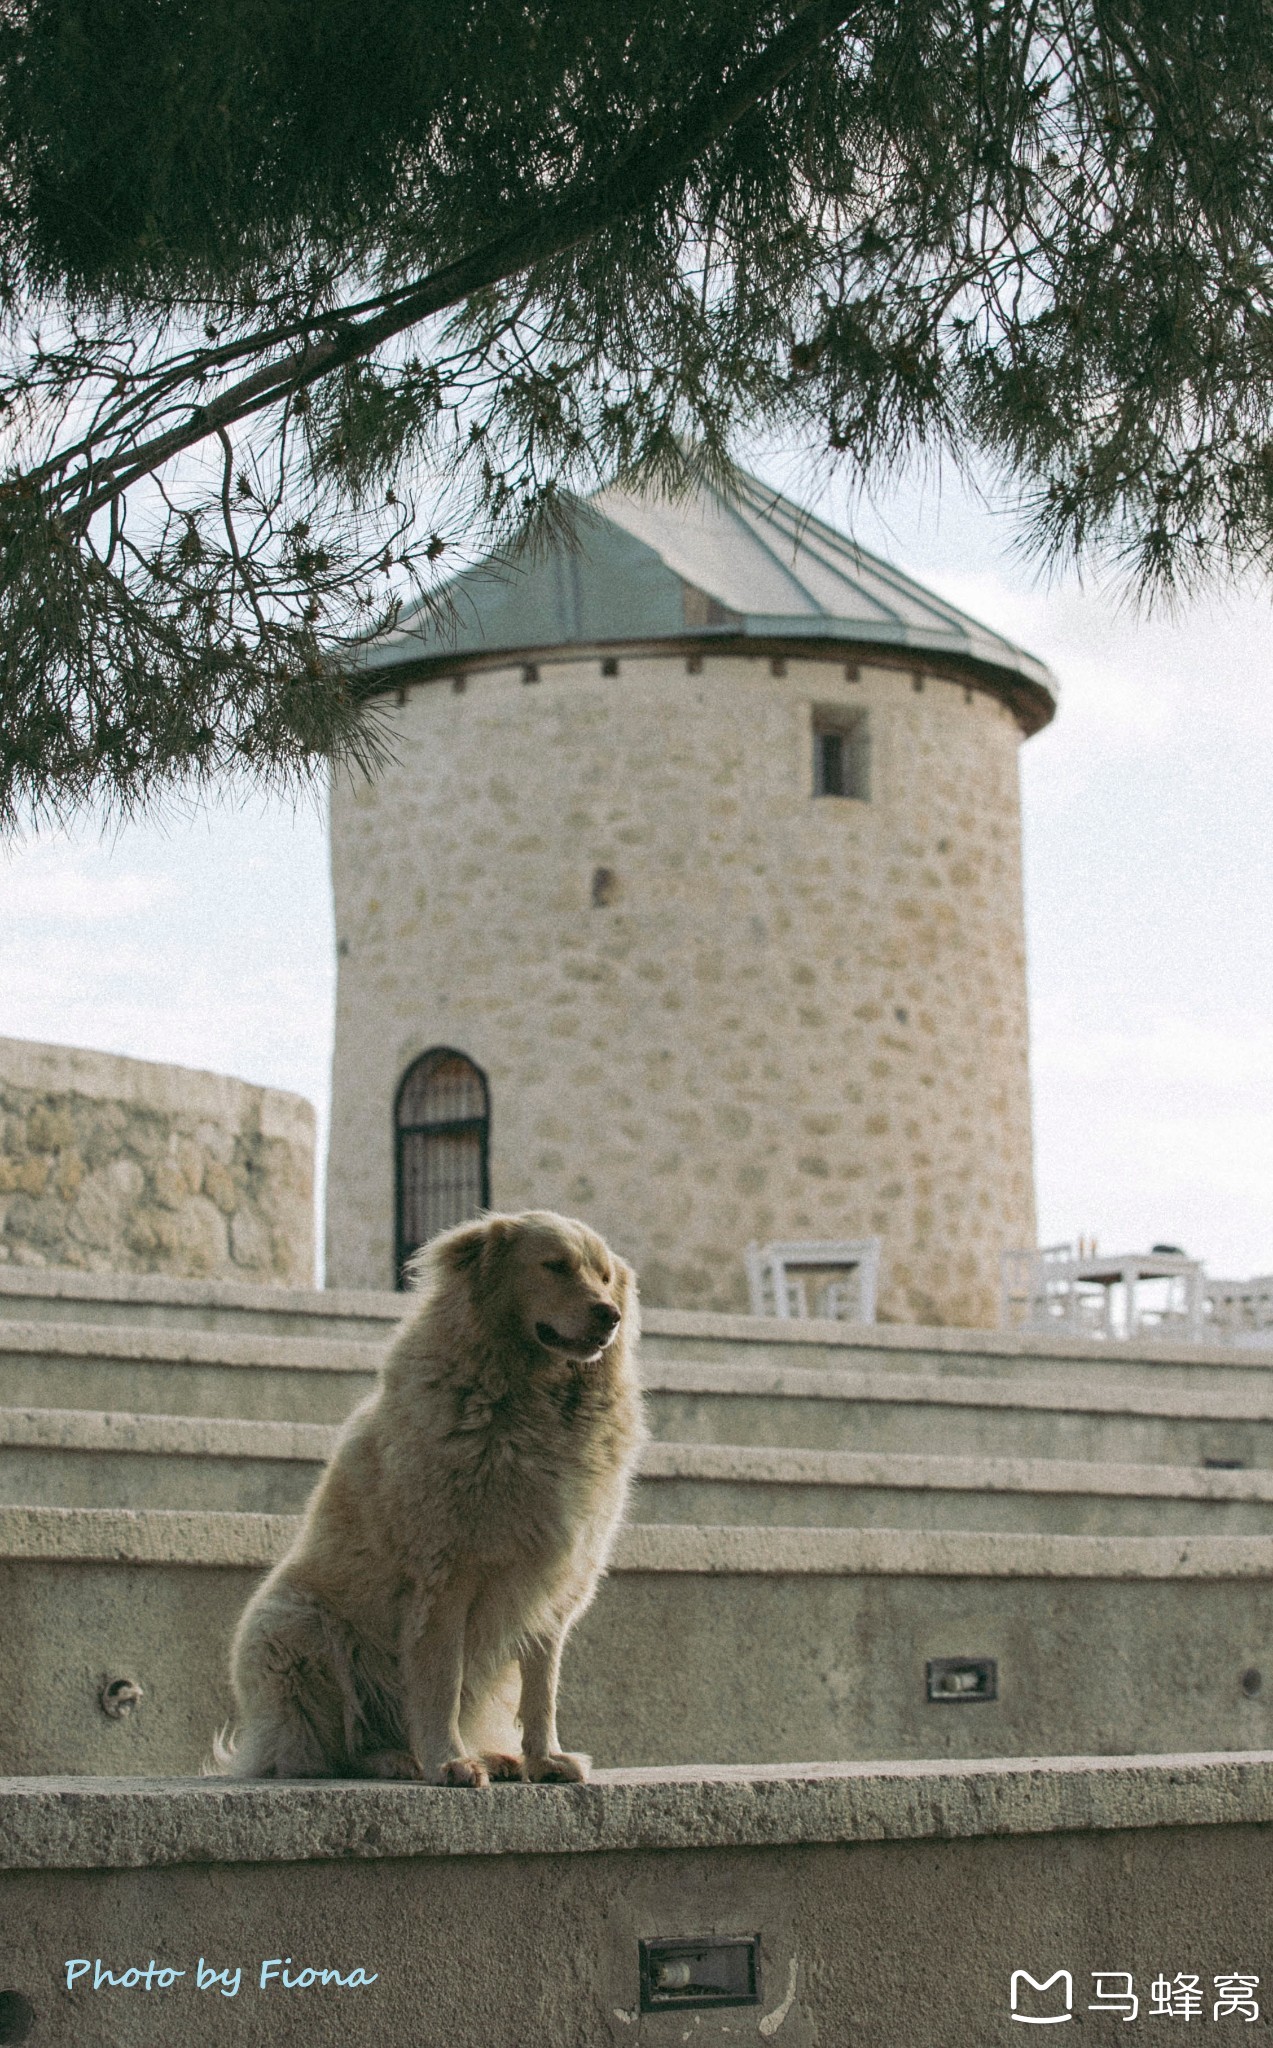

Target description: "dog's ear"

left=438, top=1213, right=515, bottom=1276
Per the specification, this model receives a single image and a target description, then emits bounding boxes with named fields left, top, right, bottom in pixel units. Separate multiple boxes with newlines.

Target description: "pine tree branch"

left=51, top=0, right=859, bottom=525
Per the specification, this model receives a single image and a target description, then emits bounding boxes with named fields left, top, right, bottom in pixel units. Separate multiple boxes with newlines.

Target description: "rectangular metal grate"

left=399, top=1127, right=484, bottom=1244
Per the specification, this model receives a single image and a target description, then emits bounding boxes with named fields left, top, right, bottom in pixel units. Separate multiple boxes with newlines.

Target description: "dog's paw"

left=438, top=1756, right=490, bottom=1788
left=356, top=1748, right=423, bottom=1781
left=481, top=1751, right=527, bottom=1782
left=526, top=1751, right=589, bottom=1784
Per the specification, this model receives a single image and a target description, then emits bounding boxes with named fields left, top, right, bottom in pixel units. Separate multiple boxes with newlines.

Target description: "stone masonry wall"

left=326, top=649, right=1037, bottom=1323
left=0, top=1038, right=315, bottom=1284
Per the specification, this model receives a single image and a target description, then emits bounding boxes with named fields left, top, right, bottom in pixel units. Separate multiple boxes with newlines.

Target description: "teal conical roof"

left=363, top=467, right=1057, bottom=731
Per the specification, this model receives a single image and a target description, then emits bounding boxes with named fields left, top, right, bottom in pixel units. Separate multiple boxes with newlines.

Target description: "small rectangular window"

left=813, top=708, right=870, bottom=800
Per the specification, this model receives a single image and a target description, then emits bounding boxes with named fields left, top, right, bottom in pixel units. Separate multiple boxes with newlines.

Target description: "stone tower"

left=325, top=469, right=1056, bottom=1324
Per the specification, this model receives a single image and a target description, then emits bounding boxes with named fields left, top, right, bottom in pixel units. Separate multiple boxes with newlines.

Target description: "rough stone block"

left=0, top=1041, right=315, bottom=1287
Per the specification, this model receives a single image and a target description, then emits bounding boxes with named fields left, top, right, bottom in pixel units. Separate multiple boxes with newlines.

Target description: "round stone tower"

left=325, top=470, right=1056, bottom=1324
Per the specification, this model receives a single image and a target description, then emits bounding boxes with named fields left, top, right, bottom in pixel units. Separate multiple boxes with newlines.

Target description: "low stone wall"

left=1, top=1755, right=1272, bottom=2046
left=0, top=1038, right=314, bottom=1287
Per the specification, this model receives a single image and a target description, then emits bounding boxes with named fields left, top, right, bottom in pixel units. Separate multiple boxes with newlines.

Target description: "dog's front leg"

left=519, top=1633, right=588, bottom=1784
left=401, top=1585, right=489, bottom=1787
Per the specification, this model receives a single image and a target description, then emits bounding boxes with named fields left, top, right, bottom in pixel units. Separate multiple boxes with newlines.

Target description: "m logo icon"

left=1010, top=1970, right=1074, bottom=2024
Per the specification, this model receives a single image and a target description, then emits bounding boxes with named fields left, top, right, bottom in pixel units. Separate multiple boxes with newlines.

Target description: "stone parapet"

left=1, top=1756, right=1273, bottom=2046
left=3, top=1751, right=1272, bottom=1869
left=0, top=1038, right=314, bottom=1286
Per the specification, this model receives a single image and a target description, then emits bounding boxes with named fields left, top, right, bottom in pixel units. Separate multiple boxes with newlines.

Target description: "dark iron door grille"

left=395, top=1049, right=490, bottom=1282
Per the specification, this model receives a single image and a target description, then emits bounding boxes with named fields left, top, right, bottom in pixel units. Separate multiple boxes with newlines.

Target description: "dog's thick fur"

left=216, top=1210, right=644, bottom=1784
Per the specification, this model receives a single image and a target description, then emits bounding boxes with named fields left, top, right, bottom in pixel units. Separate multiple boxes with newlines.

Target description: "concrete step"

left=639, top=1311, right=1273, bottom=1399
left=3, top=1754, right=1270, bottom=2048
left=4, top=1506, right=1272, bottom=1777
left=5, top=1261, right=1273, bottom=1393
left=6, top=1320, right=1273, bottom=1466
left=0, top=1407, right=332, bottom=1515
left=0, top=1263, right=402, bottom=1343
left=641, top=1443, right=1273, bottom=1533
left=0, top=1318, right=379, bottom=1423
left=646, top=1360, right=1273, bottom=1466
left=9, top=1406, right=1273, bottom=1533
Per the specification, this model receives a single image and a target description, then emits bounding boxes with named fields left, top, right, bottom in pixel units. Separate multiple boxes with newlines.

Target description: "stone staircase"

left=3, top=1263, right=1273, bottom=1778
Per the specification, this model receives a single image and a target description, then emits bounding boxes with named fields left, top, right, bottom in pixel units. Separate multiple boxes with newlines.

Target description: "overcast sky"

left=3, top=454, right=1272, bottom=1283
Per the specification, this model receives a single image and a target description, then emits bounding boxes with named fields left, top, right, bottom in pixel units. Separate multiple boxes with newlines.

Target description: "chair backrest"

left=745, top=1239, right=881, bottom=1323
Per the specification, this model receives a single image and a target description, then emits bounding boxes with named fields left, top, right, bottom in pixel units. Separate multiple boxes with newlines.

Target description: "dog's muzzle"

left=535, top=1304, right=620, bottom=1358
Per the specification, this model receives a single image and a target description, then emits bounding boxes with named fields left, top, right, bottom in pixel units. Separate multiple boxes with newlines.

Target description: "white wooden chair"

left=744, top=1239, right=880, bottom=1324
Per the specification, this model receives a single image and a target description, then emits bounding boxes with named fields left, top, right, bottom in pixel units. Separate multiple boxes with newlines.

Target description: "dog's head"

left=427, top=1210, right=635, bottom=1363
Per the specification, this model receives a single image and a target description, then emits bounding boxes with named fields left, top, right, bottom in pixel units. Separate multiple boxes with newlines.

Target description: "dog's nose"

left=590, top=1301, right=621, bottom=1332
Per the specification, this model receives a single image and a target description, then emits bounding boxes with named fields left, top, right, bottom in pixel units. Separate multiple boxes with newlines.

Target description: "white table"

left=1007, top=1247, right=1205, bottom=1341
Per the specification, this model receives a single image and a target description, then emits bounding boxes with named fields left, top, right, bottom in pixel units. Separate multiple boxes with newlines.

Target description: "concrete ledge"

left=0, top=1405, right=333, bottom=1461
left=0, top=1502, right=294, bottom=1567
left=4, top=1751, right=1273, bottom=1871
left=8, top=1503, right=1273, bottom=1579
left=3, top=1262, right=1271, bottom=1369
left=0, top=1318, right=380, bottom=1374
left=646, top=1309, right=1273, bottom=1370
left=15, top=1412, right=1273, bottom=1528
left=8, top=1507, right=1273, bottom=1771
left=8, top=1754, right=1273, bottom=2046
left=642, top=1440, right=1273, bottom=1501
left=652, top=1358, right=1273, bottom=1421
left=0, top=1262, right=401, bottom=1325
left=10, top=1407, right=1273, bottom=1502
left=8, top=1315, right=1273, bottom=1420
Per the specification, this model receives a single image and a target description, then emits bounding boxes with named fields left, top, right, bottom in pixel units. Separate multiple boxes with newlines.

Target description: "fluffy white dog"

left=217, top=1210, right=644, bottom=1784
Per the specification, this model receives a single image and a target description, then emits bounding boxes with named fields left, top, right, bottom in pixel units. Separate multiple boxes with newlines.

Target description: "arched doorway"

left=394, top=1049, right=490, bottom=1282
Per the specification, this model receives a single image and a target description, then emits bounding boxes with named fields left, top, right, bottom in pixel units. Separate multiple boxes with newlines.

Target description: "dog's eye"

left=544, top=1258, right=573, bottom=1277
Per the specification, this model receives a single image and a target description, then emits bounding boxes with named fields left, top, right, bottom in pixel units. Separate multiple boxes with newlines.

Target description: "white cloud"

left=0, top=853, right=178, bottom=923
left=0, top=798, right=334, bottom=1135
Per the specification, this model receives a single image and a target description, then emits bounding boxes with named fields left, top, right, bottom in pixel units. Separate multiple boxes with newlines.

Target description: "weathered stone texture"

left=326, top=652, right=1037, bottom=1322
left=0, top=1039, right=314, bottom=1285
